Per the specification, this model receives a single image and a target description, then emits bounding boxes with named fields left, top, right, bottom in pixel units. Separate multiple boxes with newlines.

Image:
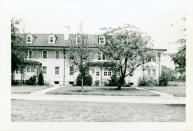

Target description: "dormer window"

left=76, top=35, right=82, bottom=44
left=98, top=36, right=105, bottom=44
left=48, top=35, right=55, bottom=44
left=26, top=35, right=32, bottom=43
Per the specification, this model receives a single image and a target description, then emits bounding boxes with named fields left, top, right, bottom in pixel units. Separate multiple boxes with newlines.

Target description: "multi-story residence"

left=13, top=31, right=166, bottom=86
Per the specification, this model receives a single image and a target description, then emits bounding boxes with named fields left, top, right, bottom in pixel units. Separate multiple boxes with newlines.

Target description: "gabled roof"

left=16, top=33, right=167, bottom=51
left=18, top=33, right=103, bottom=47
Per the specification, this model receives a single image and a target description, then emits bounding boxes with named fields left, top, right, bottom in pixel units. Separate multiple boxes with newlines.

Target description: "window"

left=98, top=52, right=106, bottom=60
left=26, top=35, right=32, bottom=43
left=76, top=35, right=82, bottom=44
left=96, top=71, right=100, bottom=76
left=108, top=71, right=111, bottom=76
left=42, top=51, right=47, bottom=59
left=98, top=53, right=102, bottom=60
left=42, top=66, right=47, bottom=74
left=102, top=54, right=106, bottom=60
left=91, top=68, right=95, bottom=73
left=98, top=36, right=105, bottom=44
left=70, top=54, right=74, bottom=60
left=27, top=66, right=30, bottom=72
left=104, top=71, right=107, bottom=76
left=55, top=67, right=59, bottom=75
left=152, top=55, right=156, bottom=62
left=56, top=51, right=59, bottom=59
left=70, top=66, right=74, bottom=75
left=147, top=57, right=151, bottom=62
left=31, top=66, right=35, bottom=72
left=54, top=81, right=59, bottom=84
left=148, top=69, right=151, bottom=75
left=153, top=69, right=156, bottom=77
left=69, top=81, right=74, bottom=85
left=48, top=35, right=55, bottom=43
left=29, top=50, right=32, bottom=58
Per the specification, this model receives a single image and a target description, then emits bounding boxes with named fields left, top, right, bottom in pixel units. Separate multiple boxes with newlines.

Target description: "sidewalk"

left=12, top=94, right=185, bottom=104
left=135, top=87, right=174, bottom=97
left=30, top=86, right=60, bottom=95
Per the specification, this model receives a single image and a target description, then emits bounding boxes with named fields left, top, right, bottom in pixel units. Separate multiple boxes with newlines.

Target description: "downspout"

left=100, top=66, right=102, bottom=86
left=158, top=52, right=161, bottom=85
left=63, top=49, right=66, bottom=86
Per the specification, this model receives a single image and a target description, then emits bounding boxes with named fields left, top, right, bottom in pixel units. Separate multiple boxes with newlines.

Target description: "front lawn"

left=145, top=86, right=186, bottom=97
left=47, top=86, right=160, bottom=96
left=11, top=85, right=52, bottom=94
left=11, top=99, right=185, bottom=122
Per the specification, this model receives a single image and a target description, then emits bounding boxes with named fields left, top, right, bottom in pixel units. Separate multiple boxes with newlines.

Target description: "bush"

left=76, top=74, right=93, bottom=86
left=94, top=80, right=100, bottom=86
left=108, top=75, right=119, bottom=86
left=138, top=76, right=157, bottom=86
left=38, top=72, right=44, bottom=85
left=159, top=71, right=169, bottom=86
left=178, top=75, right=186, bottom=82
left=138, top=77, right=149, bottom=86
left=11, top=80, right=20, bottom=85
left=26, top=75, right=36, bottom=85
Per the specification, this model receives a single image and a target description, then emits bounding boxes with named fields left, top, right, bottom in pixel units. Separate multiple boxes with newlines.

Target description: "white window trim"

left=108, top=71, right=112, bottom=76
left=42, top=66, right=47, bottom=74
left=98, top=36, right=105, bottom=44
left=96, top=71, right=100, bottom=76
left=27, top=50, right=33, bottom=58
left=56, top=51, right=59, bottom=59
left=48, top=35, right=56, bottom=44
left=55, top=67, right=60, bottom=75
left=76, top=35, right=82, bottom=44
left=98, top=52, right=106, bottom=61
left=26, top=35, right=32, bottom=43
left=70, top=66, right=74, bottom=75
left=42, top=50, right=48, bottom=59
left=104, top=71, right=108, bottom=76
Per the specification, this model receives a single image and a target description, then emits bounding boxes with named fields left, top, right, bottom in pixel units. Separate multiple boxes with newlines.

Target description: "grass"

left=11, top=99, right=185, bottom=122
left=47, top=86, right=160, bottom=96
left=142, top=86, right=185, bottom=97
left=139, top=81, right=186, bottom=97
left=11, top=85, right=52, bottom=94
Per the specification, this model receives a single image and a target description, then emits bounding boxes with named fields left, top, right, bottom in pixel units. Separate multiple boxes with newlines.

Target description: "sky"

left=11, top=0, right=186, bottom=54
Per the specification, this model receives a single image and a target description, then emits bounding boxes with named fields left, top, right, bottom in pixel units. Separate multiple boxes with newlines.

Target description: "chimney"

left=64, top=26, right=70, bottom=40
left=76, top=22, right=83, bottom=34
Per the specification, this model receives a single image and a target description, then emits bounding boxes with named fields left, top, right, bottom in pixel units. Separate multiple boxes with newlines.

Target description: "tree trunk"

left=81, top=76, right=84, bottom=94
left=117, top=76, right=125, bottom=90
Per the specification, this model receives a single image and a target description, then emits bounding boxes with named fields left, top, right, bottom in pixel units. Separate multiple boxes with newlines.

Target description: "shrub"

left=178, top=75, right=186, bottom=82
left=11, top=80, right=20, bottom=85
left=94, top=80, right=100, bottom=86
left=38, top=72, right=44, bottom=85
left=159, top=71, right=169, bottom=86
left=108, top=74, right=119, bottom=86
left=26, top=75, right=36, bottom=85
left=76, top=74, right=93, bottom=86
left=138, top=76, right=157, bottom=86
left=138, top=77, right=149, bottom=86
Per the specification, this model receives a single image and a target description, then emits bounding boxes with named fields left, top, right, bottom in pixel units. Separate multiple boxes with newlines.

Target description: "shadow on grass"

left=167, top=104, right=186, bottom=107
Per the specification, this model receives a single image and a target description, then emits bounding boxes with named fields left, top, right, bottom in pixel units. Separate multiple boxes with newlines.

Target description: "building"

left=13, top=32, right=166, bottom=86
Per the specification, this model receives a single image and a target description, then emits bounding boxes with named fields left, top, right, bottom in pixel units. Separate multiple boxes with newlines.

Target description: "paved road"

left=11, top=93, right=185, bottom=104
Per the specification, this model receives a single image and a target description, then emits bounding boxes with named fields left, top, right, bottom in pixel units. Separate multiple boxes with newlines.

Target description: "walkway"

left=135, top=87, right=174, bottom=97
left=30, top=86, right=60, bottom=95
left=12, top=94, right=185, bottom=104
left=11, top=86, right=185, bottom=104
